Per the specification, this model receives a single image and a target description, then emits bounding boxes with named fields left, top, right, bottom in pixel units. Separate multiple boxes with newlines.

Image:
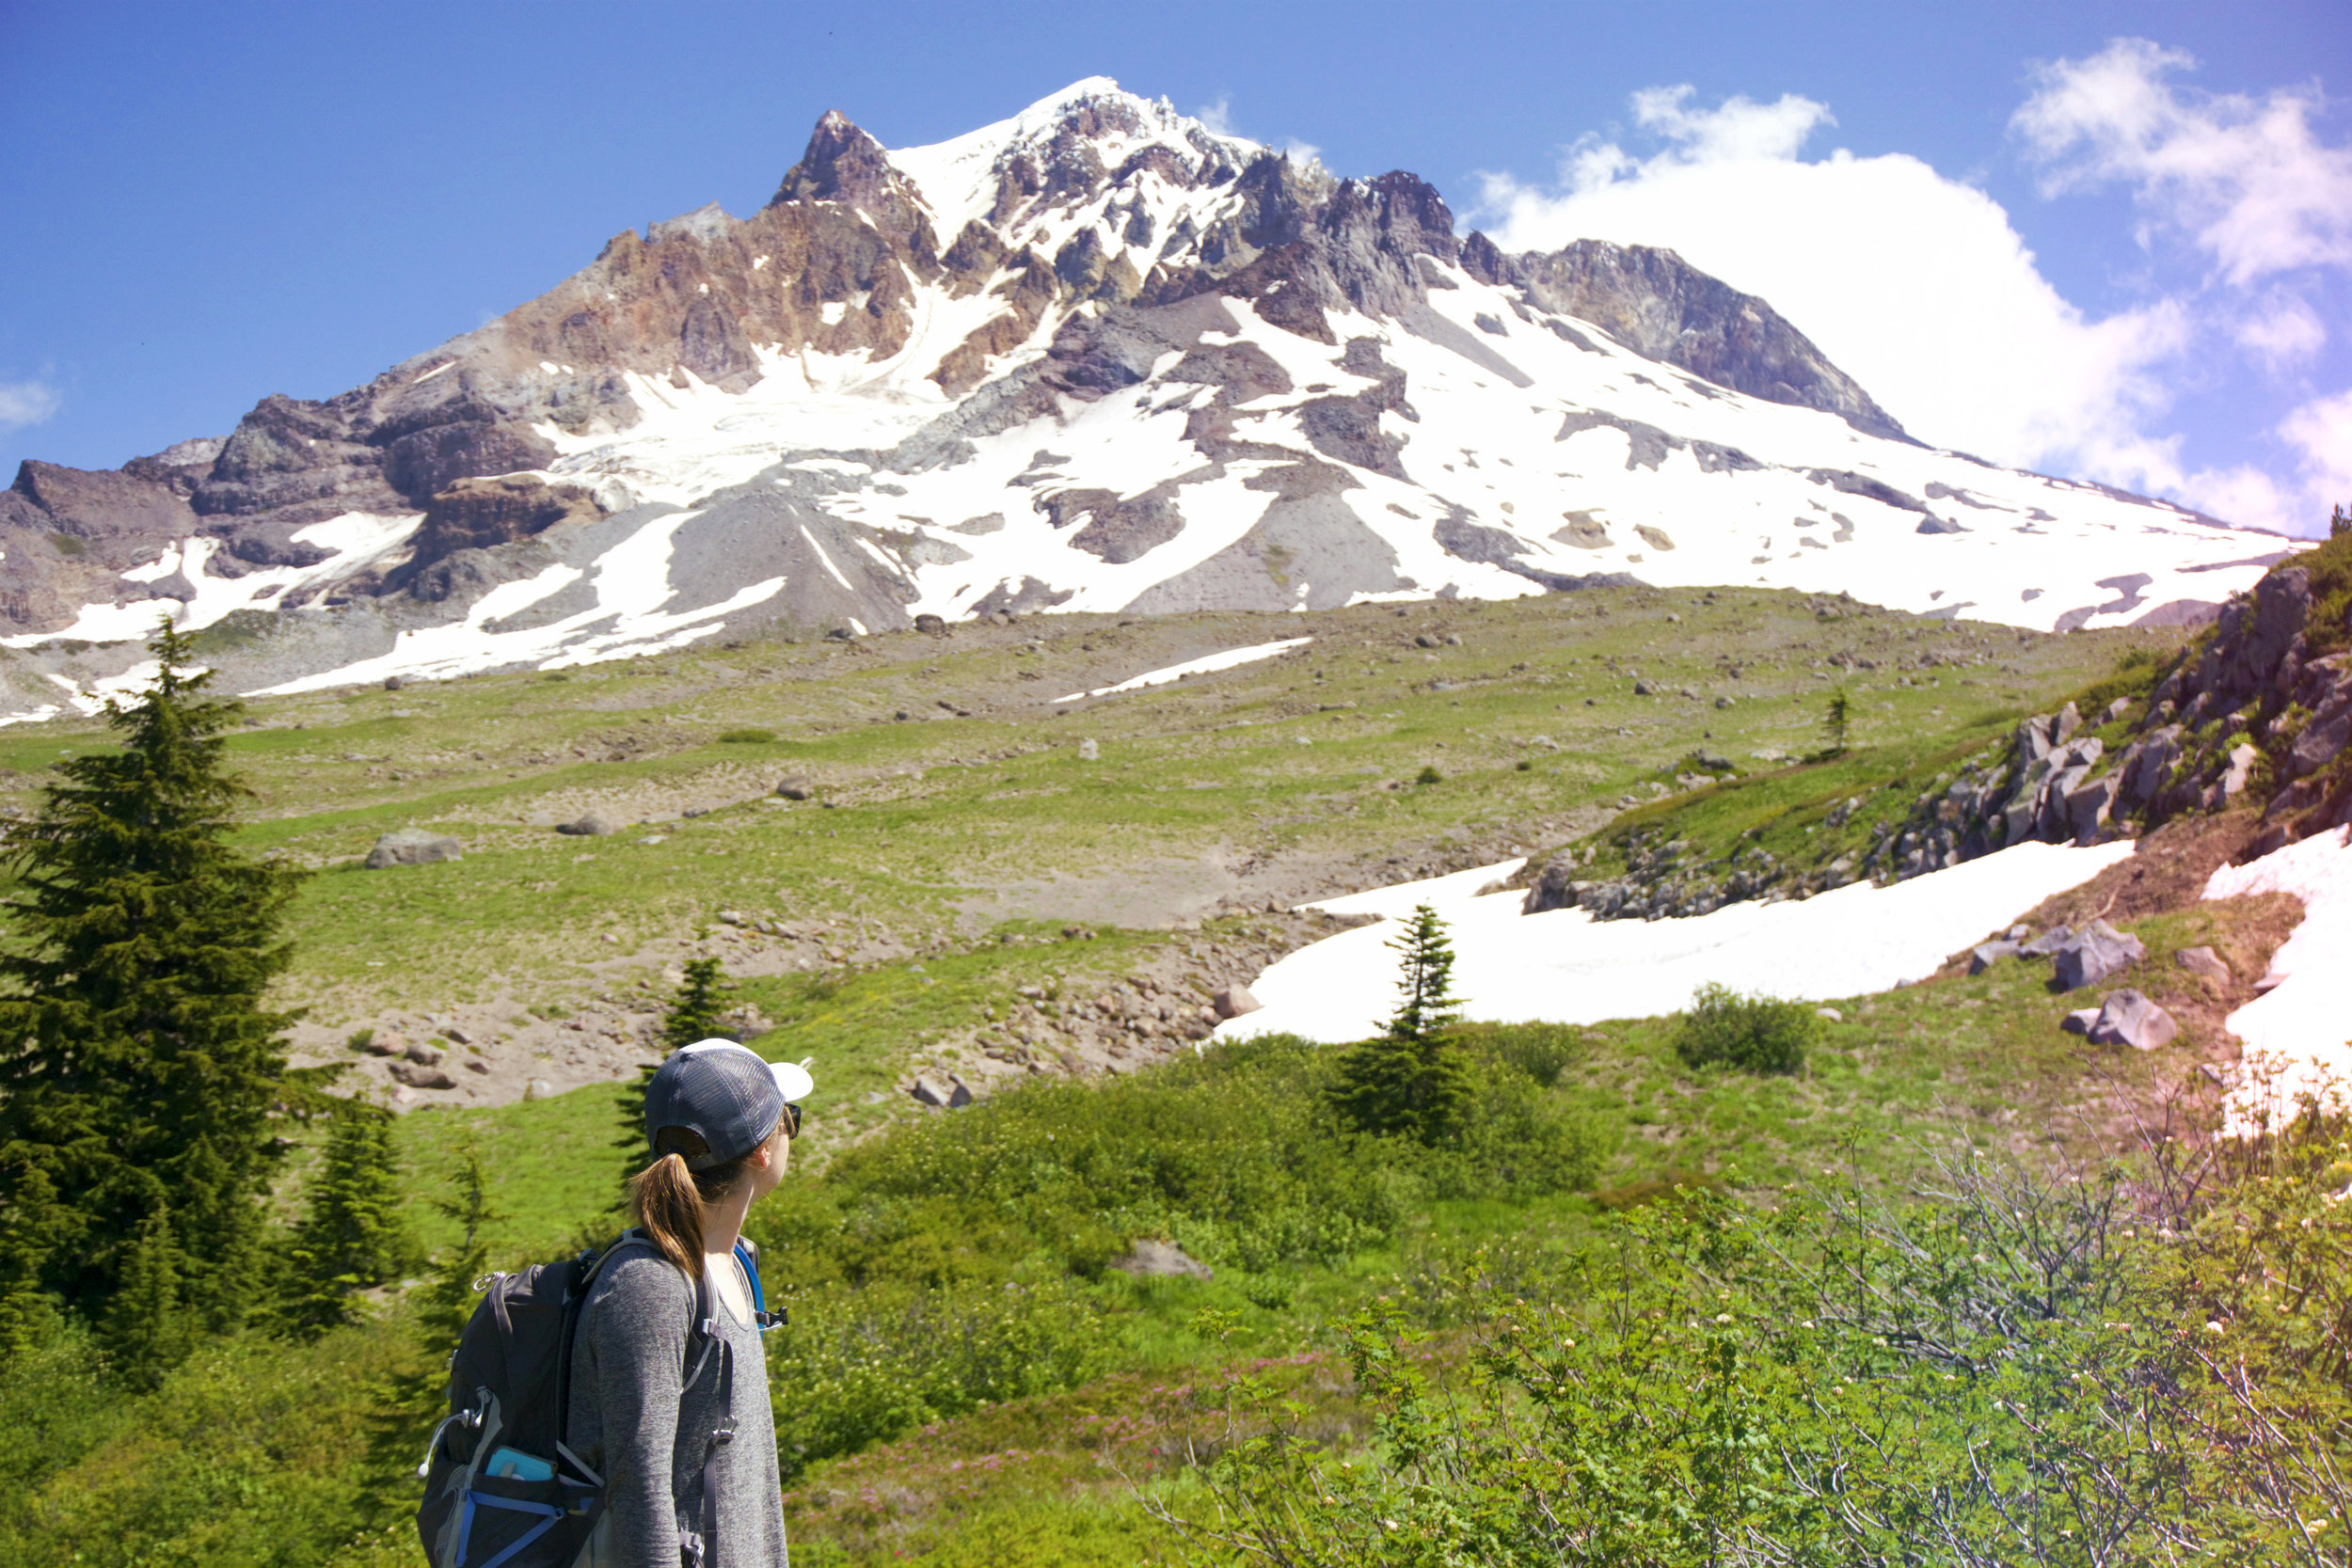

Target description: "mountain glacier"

left=0, top=78, right=2286, bottom=720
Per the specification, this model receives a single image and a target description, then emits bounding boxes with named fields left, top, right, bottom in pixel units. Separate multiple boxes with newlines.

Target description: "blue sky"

left=3, top=0, right=2346, bottom=534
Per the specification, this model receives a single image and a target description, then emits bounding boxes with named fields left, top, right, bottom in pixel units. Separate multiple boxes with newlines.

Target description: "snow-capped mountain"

left=0, top=79, right=2288, bottom=719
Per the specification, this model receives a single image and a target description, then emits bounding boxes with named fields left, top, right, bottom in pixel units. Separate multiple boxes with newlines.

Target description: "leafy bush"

left=767, top=1275, right=1114, bottom=1478
left=1175, top=1116, right=2352, bottom=1567
left=1673, top=982, right=1815, bottom=1074
left=1415, top=766, right=1442, bottom=785
left=718, top=727, right=777, bottom=744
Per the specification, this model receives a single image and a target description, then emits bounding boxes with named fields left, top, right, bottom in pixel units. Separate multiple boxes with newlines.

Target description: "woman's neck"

left=701, top=1180, right=754, bottom=1260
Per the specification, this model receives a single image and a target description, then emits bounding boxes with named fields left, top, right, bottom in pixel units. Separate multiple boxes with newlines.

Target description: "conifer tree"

left=617, top=958, right=732, bottom=1181
left=99, top=1200, right=190, bottom=1390
left=0, top=1151, right=63, bottom=1363
left=278, top=1103, right=418, bottom=1338
left=364, top=1143, right=502, bottom=1522
left=1822, top=689, right=1853, bottom=754
left=1327, top=904, right=1474, bottom=1143
left=0, top=620, right=304, bottom=1357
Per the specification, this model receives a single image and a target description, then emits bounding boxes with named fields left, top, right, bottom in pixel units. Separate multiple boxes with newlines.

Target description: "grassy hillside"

left=0, top=587, right=2229, bottom=1565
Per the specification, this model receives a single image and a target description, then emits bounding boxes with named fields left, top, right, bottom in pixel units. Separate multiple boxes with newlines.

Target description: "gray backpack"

left=416, top=1233, right=772, bottom=1568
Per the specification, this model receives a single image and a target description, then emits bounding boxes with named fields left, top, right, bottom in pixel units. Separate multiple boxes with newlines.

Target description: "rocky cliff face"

left=1521, top=537, right=2352, bottom=927
left=0, top=79, right=2280, bottom=718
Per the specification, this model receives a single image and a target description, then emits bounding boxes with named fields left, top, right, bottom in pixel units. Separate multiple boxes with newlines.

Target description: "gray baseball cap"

left=644, top=1039, right=815, bottom=1170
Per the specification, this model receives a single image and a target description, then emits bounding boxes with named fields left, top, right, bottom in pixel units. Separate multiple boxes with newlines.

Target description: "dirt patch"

left=2015, top=811, right=2265, bottom=932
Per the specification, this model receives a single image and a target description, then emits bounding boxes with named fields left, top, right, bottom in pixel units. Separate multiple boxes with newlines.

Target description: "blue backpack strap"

left=733, top=1238, right=786, bottom=1330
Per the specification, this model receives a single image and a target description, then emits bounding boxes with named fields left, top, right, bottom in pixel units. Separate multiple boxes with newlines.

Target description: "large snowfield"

left=1221, top=829, right=2352, bottom=1146
left=1218, top=840, right=2138, bottom=1041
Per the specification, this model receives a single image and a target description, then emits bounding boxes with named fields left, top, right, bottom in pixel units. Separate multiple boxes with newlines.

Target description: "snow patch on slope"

left=1217, top=839, right=2137, bottom=1043
left=2203, top=827, right=2352, bottom=1132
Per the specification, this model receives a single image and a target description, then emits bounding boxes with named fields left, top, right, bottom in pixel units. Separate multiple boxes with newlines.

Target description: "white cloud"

left=0, top=378, right=60, bottom=431
left=1475, top=87, right=2189, bottom=483
left=2013, top=39, right=2352, bottom=286
left=2234, top=293, right=2327, bottom=370
left=1191, top=97, right=1317, bottom=166
left=1475, top=47, right=2352, bottom=537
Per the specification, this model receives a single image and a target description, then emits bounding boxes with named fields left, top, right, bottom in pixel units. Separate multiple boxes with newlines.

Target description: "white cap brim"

left=678, top=1037, right=814, bottom=1105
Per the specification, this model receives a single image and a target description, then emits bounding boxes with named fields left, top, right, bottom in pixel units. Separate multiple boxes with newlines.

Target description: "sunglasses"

left=780, top=1101, right=803, bottom=1139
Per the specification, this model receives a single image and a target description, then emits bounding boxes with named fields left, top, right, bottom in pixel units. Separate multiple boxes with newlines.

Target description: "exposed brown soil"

left=2017, top=810, right=2267, bottom=931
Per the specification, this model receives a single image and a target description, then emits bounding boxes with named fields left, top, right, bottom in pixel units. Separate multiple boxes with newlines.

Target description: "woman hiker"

left=569, top=1039, right=811, bottom=1567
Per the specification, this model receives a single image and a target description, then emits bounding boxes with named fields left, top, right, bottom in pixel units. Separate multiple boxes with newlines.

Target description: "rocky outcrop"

left=1471, top=237, right=1908, bottom=440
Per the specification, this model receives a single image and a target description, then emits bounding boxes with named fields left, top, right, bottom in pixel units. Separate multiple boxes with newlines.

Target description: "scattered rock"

left=910, top=1075, right=973, bottom=1109
left=2087, top=988, right=2179, bottom=1051
left=1214, top=984, right=1262, bottom=1020
left=557, top=813, right=619, bottom=836
left=465, top=1058, right=491, bottom=1075
left=914, top=613, right=947, bottom=636
left=775, top=777, right=816, bottom=801
left=1078, top=738, right=1100, bottom=762
left=2019, top=925, right=2075, bottom=958
left=2053, top=920, right=2148, bottom=990
left=360, top=1035, right=403, bottom=1057
left=364, top=828, right=463, bottom=868
left=390, top=1061, right=456, bottom=1090
left=1969, top=940, right=2020, bottom=974
left=2175, top=945, right=2233, bottom=986
left=1110, top=1238, right=1213, bottom=1280
left=383, top=675, right=404, bottom=691
left=524, top=1079, right=554, bottom=1101
left=405, top=1041, right=445, bottom=1066
left=2060, top=1008, right=2102, bottom=1037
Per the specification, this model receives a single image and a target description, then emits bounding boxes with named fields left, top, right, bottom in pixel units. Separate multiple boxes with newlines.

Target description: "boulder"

left=1521, top=855, right=1580, bottom=914
left=360, top=1034, right=403, bottom=1057
left=774, top=777, right=816, bottom=801
left=405, top=1041, right=445, bottom=1066
left=2176, top=945, right=2233, bottom=986
left=2087, top=989, right=2179, bottom=1051
left=465, top=1058, right=491, bottom=1075
left=2020, top=925, right=2075, bottom=958
left=1213, top=984, right=1262, bottom=1020
left=1110, top=1238, right=1213, bottom=1280
left=390, top=1061, right=456, bottom=1090
left=2066, top=773, right=2121, bottom=846
left=2292, top=707, right=2350, bottom=778
left=523, top=1078, right=554, bottom=1101
left=2053, top=920, right=2147, bottom=990
left=1969, top=940, right=2020, bottom=974
left=383, top=675, right=404, bottom=691
left=914, top=612, right=947, bottom=636
left=2060, top=1008, right=2101, bottom=1037
left=910, top=1075, right=973, bottom=1109
left=365, top=828, right=463, bottom=868
left=557, top=813, right=619, bottom=836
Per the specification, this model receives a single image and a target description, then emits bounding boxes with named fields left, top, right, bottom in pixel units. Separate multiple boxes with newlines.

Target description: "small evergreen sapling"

left=1327, top=904, right=1474, bottom=1143
left=1822, top=689, right=1853, bottom=754
left=617, top=958, right=734, bottom=1181
left=278, top=1103, right=418, bottom=1338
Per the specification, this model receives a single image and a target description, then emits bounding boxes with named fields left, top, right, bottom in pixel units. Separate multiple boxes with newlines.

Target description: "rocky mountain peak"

left=0, top=79, right=2280, bottom=719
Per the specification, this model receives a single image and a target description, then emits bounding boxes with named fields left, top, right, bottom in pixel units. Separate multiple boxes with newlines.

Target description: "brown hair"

left=627, top=1123, right=784, bottom=1275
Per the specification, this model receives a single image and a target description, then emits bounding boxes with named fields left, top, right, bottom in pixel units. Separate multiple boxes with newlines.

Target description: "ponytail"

left=625, top=1121, right=787, bottom=1275
left=629, top=1153, right=707, bottom=1275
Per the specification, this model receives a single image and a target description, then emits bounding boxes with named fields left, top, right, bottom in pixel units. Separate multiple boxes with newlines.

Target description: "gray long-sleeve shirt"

left=566, top=1245, right=787, bottom=1568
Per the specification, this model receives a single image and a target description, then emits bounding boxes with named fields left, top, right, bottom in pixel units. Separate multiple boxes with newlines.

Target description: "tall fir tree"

left=1327, top=903, right=1474, bottom=1144
left=617, top=957, right=732, bottom=1183
left=0, top=620, right=304, bottom=1364
left=278, top=1103, right=418, bottom=1338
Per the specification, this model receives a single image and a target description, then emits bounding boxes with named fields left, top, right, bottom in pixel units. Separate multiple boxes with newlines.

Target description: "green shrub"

left=1415, top=765, right=1442, bottom=784
left=1673, top=982, right=1815, bottom=1074
left=717, top=727, right=777, bottom=744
